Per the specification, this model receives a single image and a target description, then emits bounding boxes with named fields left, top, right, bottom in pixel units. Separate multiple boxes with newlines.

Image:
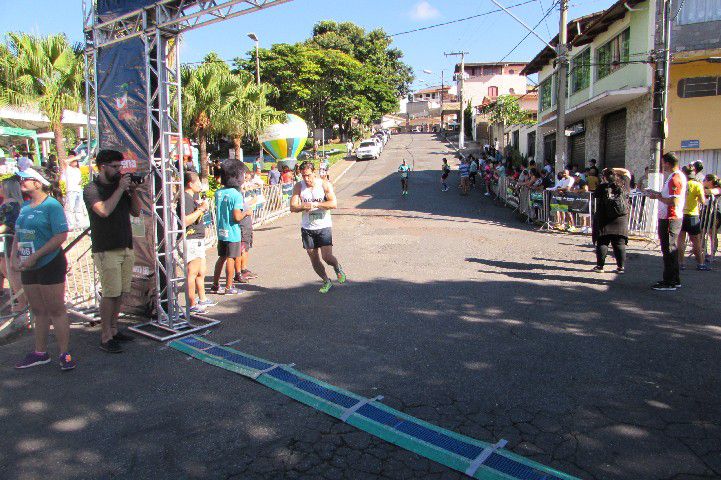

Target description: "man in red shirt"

left=646, top=153, right=687, bottom=290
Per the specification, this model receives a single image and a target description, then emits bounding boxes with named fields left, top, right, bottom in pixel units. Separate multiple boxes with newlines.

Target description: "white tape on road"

left=333, top=160, right=358, bottom=184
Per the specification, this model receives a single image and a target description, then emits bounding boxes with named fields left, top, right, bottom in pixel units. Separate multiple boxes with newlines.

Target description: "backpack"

left=603, top=186, right=629, bottom=219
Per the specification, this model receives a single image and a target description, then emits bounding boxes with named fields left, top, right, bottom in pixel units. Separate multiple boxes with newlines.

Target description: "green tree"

left=219, top=75, right=284, bottom=161
left=0, top=33, right=83, bottom=165
left=181, top=53, right=236, bottom=179
left=479, top=95, right=534, bottom=151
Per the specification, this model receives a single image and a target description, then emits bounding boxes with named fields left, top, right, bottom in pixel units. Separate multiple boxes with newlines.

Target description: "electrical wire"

left=387, top=0, right=538, bottom=37
left=671, top=0, right=686, bottom=21
left=498, top=0, right=559, bottom=63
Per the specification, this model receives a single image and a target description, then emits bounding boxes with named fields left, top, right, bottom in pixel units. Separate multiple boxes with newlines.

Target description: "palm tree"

left=1, top=33, right=83, bottom=165
left=181, top=56, right=236, bottom=179
left=220, top=75, right=283, bottom=161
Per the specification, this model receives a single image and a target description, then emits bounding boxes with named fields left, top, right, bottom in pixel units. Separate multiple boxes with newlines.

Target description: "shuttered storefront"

left=603, top=109, right=627, bottom=168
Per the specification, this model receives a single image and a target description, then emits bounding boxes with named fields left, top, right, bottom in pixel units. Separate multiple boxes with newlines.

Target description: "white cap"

left=17, top=157, right=33, bottom=171
left=16, top=167, right=50, bottom=186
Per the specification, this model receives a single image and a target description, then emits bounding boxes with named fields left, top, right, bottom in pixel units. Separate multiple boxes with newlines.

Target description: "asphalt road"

left=1, top=133, right=720, bottom=480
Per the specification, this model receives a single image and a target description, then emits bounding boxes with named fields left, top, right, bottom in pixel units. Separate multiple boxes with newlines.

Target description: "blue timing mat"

left=170, top=335, right=579, bottom=480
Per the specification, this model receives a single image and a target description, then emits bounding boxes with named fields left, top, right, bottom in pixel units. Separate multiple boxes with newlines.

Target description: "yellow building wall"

left=666, top=61, right=721, bottom=152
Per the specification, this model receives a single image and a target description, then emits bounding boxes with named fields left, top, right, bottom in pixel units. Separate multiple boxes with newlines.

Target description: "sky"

left=0, top=0, right=615, bottom=91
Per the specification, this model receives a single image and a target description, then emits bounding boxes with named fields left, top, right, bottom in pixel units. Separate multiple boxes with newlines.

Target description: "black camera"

left=128, top=173, right=146, bottom=184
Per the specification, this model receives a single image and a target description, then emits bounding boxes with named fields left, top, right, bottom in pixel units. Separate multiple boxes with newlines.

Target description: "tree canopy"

left=480, top=95, right=534, bottom=126
left=235, top=21, right=413, bottom=137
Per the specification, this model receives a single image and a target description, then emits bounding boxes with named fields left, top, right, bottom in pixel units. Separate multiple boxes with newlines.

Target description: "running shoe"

left=59, top=352, right=76, bottom=371
left=225, top=287, right=244, bottom=295
left=197, top=299, right=218, bottom=307
left=113, top=331, right=135, bottom=342
left=651, top=281, right=677, bottom=291
left=592, top=266, right=604, bottom=273
left=697, top=263, right=711, bottom=271
left=15, top=351, right=51, bottom=369
left=189, top=304, right=208, bottom=314
left=319, top=280, right=333, bottom=294
left=242, top=270, right=259, bottom=279
left=335, top=266, right=346, bottom=284
left=484, top=192, right=490, bottom=196
left=235, top=275, right=250, bottom=284
left=210, top=284, right=221, bottom=294
left=615, top=267, right=625, bottom=274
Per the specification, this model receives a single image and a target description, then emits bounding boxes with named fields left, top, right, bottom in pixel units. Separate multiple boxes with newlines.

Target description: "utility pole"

left=650, top=0, right=672, bottom=177
left=554, top=0, right=569, bottom=173
left=440, top=70, right=445, bottom=131
left=445, top=51, right=468, bottom=150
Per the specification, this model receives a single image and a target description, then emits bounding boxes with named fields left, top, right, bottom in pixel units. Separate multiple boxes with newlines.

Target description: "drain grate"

left=171, top=336, right=578, bottom=480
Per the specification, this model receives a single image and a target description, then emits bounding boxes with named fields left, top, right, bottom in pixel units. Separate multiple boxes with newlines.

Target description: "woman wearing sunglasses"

left=13, top=167, right=74, bottom=371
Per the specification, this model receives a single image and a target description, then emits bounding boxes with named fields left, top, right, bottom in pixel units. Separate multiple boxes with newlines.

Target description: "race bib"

left=218, top=228, right=229, bottom=238
left=309, top=211, right=325, bottom=222
left=17, top=241, right=35, bottom=261
left=401, top=172, right=408, bottom=178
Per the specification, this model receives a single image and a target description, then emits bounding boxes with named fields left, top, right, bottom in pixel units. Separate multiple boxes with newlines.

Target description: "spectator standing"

left=678, top=166, right=707, bottom=271
left=319, top=158, right=330, bottom=181
left=0, top=177, right=26, bottom=312
left=592, top=168, right=631, bottom=273
left=181, top=172, right=215, bottom=313
left=702, top=174, right=721, bottom=262
left=458, top=158, right=470, bottom=196
left=281, top=165, right=293, bottom=184
left=268, top=164, right=281, bottom=186
left=693, top=161, right=704, bottom=183
left=293, top=164, right=302, bottom=183
left=13, top=168, right=73, bottom=370
left=647, top=153, right=686, bottom=290
left=469, top=157, right=478, bottom=187
left=236, top=170, right=261, bottom=284
left=211, top=160, right=252, bottom=295
left=63, top=156, right=87, bottom=231
left=345, top=140, right=353, bottom=158
left=252, top=156, right=263, bottom=173
left=84, top=150, right=141, bottom=353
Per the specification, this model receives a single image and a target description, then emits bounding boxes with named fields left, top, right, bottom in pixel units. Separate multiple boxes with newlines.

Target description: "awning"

left=0, top=123, right=41, bottom=160
left=0, top=106, right=90, bottom=130
left=537, top=86, right=649, bottom=132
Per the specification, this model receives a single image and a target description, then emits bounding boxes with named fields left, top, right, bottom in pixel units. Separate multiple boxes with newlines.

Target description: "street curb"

left=332, top=160, right=357, bottom=184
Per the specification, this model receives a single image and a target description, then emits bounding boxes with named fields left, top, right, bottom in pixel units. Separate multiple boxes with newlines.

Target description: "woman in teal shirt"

left=13, top=168, right=74, bottom=371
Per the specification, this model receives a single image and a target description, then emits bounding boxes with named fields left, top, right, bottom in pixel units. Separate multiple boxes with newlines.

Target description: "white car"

left=370, top=136, right=384, bottom=152
left=356, top=140, right=381, bottom=160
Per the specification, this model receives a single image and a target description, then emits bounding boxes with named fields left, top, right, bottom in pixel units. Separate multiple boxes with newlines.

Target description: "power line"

left=387, top=0, right=538, bottom=37
left=498, top=0, right=559, bottom=64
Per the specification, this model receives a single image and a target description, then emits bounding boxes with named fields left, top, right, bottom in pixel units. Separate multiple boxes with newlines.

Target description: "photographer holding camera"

left=84, top=149, right=142, bottom=353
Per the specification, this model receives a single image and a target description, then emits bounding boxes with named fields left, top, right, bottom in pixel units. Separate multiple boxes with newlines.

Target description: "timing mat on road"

left=170, top=335, right=578, bottom=480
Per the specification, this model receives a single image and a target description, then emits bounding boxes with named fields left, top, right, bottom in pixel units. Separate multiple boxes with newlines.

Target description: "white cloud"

left=410, top=1, right=441, bottom=21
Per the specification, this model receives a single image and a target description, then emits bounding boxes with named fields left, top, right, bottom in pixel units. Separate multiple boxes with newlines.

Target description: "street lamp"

left=247, top=32, right=260, bottom=85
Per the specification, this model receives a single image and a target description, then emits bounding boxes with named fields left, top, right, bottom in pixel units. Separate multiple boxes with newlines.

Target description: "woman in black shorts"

left=13, top=168, right=73, bottom=371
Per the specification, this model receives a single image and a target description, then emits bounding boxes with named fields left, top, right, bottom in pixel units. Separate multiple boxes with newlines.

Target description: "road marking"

left=333, top=160, right=358, bottom=184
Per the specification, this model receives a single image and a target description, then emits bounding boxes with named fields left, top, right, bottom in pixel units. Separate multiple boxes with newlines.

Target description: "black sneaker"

left=100, top=338, right=124, bottom=353
left=113, top=331, right=135, bottom=342
left=651, top=281, right=676, bottom=291
left=592, top=266, right=604, bottom=273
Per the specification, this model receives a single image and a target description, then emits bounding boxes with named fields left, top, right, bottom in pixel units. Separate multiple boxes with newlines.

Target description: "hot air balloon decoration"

left=257, top=113, right=308, bottom=170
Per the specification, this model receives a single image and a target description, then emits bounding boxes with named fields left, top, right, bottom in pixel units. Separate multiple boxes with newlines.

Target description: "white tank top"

left=300, top=180, right=332, bottom=230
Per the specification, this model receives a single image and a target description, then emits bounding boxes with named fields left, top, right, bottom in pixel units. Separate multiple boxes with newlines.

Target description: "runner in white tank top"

left=290, top=161, right=346, bottom=293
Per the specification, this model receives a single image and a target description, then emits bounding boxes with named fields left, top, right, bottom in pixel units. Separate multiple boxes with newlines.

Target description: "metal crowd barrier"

left=486, top=176, right=663, bottom=241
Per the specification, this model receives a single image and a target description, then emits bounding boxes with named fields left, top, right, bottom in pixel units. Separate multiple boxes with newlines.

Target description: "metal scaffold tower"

left=82, top=0, right=291, bottom=341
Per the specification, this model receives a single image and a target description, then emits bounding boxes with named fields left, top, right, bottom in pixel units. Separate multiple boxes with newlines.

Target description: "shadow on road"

left=1, top=272, right=720, bottom=479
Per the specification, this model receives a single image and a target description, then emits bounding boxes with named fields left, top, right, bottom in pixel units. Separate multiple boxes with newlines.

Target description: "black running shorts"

left=21, top=252, right=67, bottom=286
left=217, top=240, right=244, bottom=258
left=301, top=227, right=333, bottom=250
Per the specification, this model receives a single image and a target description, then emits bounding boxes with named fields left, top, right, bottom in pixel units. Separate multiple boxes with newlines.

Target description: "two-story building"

left=454, top=62, right=529, bottom=108
left=522, top=0, right=653, bottom=176
left=666, top=0, right=721, bottom=174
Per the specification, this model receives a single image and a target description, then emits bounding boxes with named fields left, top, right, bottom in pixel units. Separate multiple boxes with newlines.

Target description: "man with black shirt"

left=84, top=150, right=141, bottom=353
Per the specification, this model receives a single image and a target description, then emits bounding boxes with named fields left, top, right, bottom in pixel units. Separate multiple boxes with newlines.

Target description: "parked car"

left=373, top=132, right=388, bottom=145
left=355, top=140, right=381, bottom=160
left=370, top=136, right=384, bottom=152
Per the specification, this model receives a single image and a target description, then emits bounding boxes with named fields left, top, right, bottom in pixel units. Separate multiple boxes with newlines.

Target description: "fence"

left=491, top=175, right=660, bottom=240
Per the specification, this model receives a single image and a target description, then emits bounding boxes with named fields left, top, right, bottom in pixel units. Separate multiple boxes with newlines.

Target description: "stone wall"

left=624, top=94, right=653, bottom=178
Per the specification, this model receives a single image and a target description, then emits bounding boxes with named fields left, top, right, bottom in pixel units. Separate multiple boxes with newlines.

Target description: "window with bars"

left=676, top=0, right=721, bottom=25
left=540, top=77, right=553, bottom=111
left=570, top=48, right=591, bottom=93
left=488, top=86, right=498, bottom=97
left=596, top=28, right=630, bottom=80
left=677, top=76, right=721, bottom=98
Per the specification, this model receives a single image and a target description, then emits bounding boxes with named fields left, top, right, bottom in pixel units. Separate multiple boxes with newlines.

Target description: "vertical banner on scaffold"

left=96, top=37, right=156, bottom=315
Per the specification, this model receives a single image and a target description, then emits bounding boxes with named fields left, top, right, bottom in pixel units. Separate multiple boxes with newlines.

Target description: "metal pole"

left=254, top=40, right=260, bottom=85
left=440, top=70, right=444, bottom=131
left=555, top=0, right=569, bottom=173
left=445, top=51, right=469, bottom=150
